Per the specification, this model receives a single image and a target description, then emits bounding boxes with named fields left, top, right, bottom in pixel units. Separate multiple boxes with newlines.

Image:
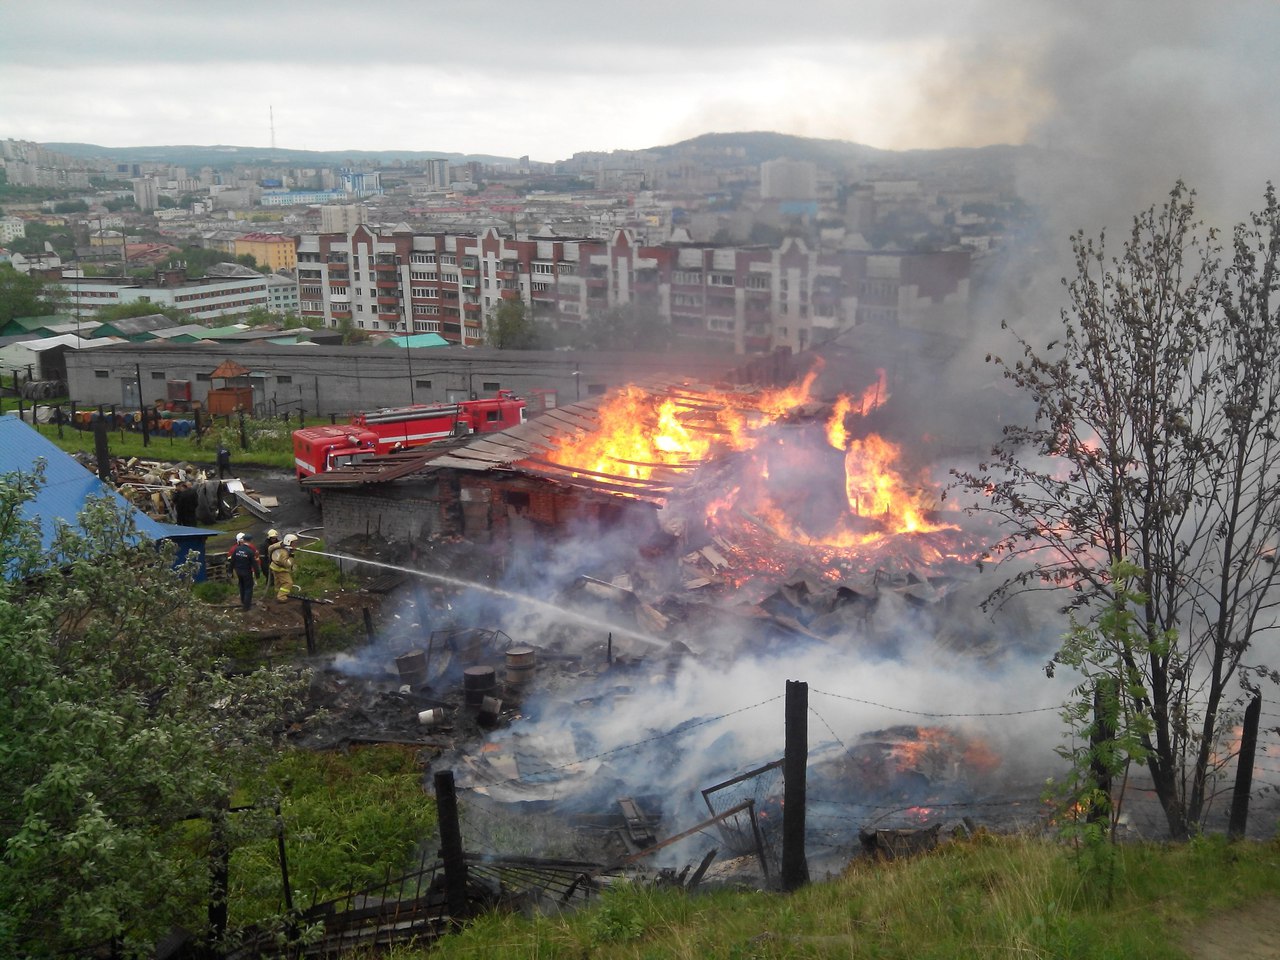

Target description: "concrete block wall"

left=321, top=484, right=448, bottom=549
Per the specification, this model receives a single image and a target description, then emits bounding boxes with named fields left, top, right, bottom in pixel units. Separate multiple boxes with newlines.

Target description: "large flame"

left=543, top=370, right=965, bottom=574
left=547, top=386, right=714, bottom=481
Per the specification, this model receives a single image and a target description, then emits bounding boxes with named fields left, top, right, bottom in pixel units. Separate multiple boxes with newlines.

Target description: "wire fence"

left=447, top=682, right=1280, bottom=872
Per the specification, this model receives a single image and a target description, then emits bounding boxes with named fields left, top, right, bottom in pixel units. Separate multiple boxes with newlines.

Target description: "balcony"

left=374, top=261, right=398, bottom=272
left=377, top=294, right=399, bottom=306
left=463, top=301, right=481, bottom=313
left=376, top=278, right=399, bottom=289
left=331, top=309, right=352, bottom=320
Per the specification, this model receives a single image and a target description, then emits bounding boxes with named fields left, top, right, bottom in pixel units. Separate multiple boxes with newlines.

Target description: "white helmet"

left=235, top=532, right=245, bottom=542
left=283, top=534, right=299, bottom=547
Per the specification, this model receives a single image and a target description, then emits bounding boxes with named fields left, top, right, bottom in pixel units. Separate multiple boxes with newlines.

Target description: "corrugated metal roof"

left=0, top=416, right=217, bottom=555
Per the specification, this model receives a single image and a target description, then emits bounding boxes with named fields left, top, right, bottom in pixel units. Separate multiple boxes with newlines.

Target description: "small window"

left=150, top=371, right=166, bottom=380
left=587, top=383, right=606, bottom=396
left=482, top=381, right=500, bottom=392
left=94, top=370, right=109, bottom=379
left=196, top=373, right=211, bottom=382
left=415, top=379, right=432, bottom=389
left=277, top=375, right=293, bottom=385
left=486, top=409, right=500, bottom=422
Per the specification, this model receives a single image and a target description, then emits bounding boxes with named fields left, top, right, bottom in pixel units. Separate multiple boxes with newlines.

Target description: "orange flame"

left=547, top=387, right=713, bottom=481
left=845, top=434, right=948, bottom=535
left=827, top=395, right=853, bottom=450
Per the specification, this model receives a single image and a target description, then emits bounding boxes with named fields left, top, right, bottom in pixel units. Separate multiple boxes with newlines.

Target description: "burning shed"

left=307, top=366, right=983, bottom=643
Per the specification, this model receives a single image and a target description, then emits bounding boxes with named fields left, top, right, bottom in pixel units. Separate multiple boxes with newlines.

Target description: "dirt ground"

left=208, top=465, right=373, bottom=639
left=1182, top=897, right=1280, bottom=960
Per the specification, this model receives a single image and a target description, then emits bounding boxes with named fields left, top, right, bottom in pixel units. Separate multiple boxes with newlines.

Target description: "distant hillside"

left=648, top=131, right=1030, bottom=177
left=39, top=142, right=520, bottom=169
left=37, top=132, right=1034, bottom=180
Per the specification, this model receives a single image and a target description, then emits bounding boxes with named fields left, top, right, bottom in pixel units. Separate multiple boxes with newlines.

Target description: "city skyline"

left=5, top=1, right=1280, bottom=234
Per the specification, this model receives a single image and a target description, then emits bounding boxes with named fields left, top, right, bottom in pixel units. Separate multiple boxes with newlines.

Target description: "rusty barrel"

left=463, top=665, right=497, bottom=706
left=477, top=695, right=504, bottom=728
left=395, top=649, right=427, bottom=687
left=504, top=645, right=536, bottom=692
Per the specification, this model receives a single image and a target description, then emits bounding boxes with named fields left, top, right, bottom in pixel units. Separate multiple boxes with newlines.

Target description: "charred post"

left=781, top=678, right=809, bottom=892
left=301, top=598, right=317, bottom=655
left=433, top=769, right=469, bottom=920
left=93, top=409, right=111, bottom=483
left=1228, top=693, right=1263, bottom=839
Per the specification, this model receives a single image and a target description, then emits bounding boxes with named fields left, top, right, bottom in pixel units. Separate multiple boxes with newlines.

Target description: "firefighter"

left=262, top=529, right=281, bottom=590
left=228, top=533, right=261, bottom=610
left=271, top=534, right=299, bottom=602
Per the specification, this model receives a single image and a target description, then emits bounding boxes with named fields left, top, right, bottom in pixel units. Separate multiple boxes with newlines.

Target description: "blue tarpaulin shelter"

left=0, top=416, right=218, bottom=579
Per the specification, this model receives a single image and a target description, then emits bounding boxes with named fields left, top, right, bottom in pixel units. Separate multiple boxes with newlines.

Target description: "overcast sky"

left=4, top=2, right=1279, bottom=219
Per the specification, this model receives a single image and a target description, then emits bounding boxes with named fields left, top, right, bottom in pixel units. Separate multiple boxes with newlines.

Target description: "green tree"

left=486, top=299, right=541, bottom=349
left=0, top=264, right=53, bottom=323
left=0, top=469, right=307, bottom=955
left=565, top=304, right=675, bottom=353
left=956, top=183, right=1280, bottom=838
left=52, top=199, right=89, bottom=214
left=98, top=301, right=189, bottom=324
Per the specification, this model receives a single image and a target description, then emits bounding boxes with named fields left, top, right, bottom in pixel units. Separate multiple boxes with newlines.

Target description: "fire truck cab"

left=292, top=425, right=380, bottom=480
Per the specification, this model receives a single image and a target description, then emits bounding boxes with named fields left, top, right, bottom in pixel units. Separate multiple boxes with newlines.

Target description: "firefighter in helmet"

left=262, top=529, right=281, bottom=590
left=271, top=534, right=299, bottom=602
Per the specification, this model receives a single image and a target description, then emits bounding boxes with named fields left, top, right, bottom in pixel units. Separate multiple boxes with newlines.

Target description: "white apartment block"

left=59, top=274, right=269, bottom=323
left=0, top=217, right=26, bottom=244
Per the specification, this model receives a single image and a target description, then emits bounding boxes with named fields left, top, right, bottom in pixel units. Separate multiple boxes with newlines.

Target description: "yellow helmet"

left=267, top=529, right=279, bottom=539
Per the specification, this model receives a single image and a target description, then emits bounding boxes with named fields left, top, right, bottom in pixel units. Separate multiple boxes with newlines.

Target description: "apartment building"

left=234, top=232, right=298, bottom=272
left=265, top=273, right=299, bottom=315
left=295, top=226, right=971, bottom=353
left=59, top=271, right=270, bottom=323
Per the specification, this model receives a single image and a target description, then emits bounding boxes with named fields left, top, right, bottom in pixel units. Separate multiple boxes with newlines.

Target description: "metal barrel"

left=395, top=649, right=427, bottom=687
left=478, top=696, right=504, bottom=727
left=463, top=665, right=497, bottom=706
left=504, top=645, right=537, bottom=692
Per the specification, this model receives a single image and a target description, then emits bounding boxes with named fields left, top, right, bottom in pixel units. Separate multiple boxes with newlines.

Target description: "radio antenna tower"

left=270, top=105, right=276, bottom=150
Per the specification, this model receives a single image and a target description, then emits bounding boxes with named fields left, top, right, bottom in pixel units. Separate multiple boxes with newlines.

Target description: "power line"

left=810, top=687, right=1060, bottom=718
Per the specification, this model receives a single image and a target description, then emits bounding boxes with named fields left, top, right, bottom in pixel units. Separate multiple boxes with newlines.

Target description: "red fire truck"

left=293, top=391, right=526, bottom=480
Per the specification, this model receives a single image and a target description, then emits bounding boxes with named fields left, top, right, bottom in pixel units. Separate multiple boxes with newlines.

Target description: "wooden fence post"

left=1229, top=693, right=1263, bottom=839
left=433, top=770, right=469, bottom=920
left=781, top=679, right=808, bottom=892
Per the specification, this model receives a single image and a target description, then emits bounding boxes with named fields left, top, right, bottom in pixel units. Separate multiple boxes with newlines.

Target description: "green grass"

left=226, top=745, right=437, bottom=928
left=17, top=411, right=299, bottom=470
left=393, top=833, right=1280, bottom=960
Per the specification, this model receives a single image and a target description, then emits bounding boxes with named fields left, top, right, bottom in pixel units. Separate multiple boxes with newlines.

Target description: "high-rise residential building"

left=132, top=177, right=159, bottom=212
left=320, top=205, right=367, bottom=234
left=296, top=226, right=971, bottom=354
left=425, top=158, right=450, bottom=190
left=760, top=159, right=818, bottom=201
